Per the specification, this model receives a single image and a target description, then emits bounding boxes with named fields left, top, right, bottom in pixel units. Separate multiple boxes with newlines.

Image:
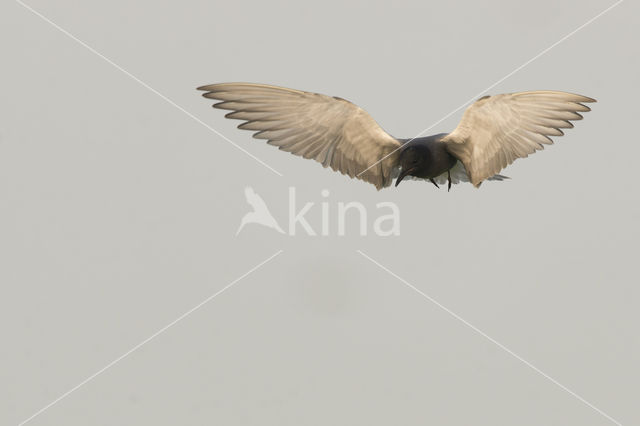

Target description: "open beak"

left=395, top=167, right=416, bottom=187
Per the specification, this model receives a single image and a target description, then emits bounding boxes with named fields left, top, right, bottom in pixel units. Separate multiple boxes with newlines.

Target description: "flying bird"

left=198, top=83, right=595, bottom=190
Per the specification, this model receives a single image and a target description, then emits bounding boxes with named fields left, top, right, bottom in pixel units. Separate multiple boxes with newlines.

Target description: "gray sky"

left=1, top=0, right=638, bottom=425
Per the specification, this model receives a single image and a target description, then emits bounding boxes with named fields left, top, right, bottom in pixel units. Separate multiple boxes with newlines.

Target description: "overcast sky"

left=1, top=1, right=638, bottom=425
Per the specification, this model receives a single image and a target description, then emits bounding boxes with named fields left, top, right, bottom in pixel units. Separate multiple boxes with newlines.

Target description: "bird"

left=236, top=186, right=284, bottom=235
left=197, top=82, right=595, bottom=191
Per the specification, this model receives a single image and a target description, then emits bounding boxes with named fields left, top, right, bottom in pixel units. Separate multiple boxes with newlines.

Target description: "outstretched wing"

left=441, top=91, right=595, bottom=187
left=198, top=83, right=402, bottom=189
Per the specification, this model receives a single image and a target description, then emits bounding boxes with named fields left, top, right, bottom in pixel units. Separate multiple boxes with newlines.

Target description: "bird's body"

left=397, top=134, right=457, bottom=181
left=198, top=82, right=595, bottom=190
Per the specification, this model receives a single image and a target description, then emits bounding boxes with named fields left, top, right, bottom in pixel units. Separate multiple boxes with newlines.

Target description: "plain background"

left=1, top=0, right=638, bottom=425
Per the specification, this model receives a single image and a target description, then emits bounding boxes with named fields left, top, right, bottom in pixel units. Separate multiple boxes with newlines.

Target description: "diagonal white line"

left=357, top=250, right=624, bottom=426
left=15, top=0, right=283, bottom=177
left=357, top=0, right=624, bottom=178
left=17, top=250, right=283, bottom=426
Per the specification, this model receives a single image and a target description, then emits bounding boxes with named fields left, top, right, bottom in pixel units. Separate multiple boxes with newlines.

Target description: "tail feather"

left=488, top=174, right=510, bottom=181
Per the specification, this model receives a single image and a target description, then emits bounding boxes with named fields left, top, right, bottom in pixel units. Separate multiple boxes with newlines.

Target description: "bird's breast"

left=422, top=144, right=457, bottom=178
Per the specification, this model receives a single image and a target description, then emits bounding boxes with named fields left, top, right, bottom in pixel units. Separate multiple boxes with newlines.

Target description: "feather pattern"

left=198, top=83, right=401, bottom=189
left=441, top=91, right=595, bottom=187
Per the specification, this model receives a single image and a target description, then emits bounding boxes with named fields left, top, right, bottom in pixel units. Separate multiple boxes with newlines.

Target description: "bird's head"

left=395, top=145, right=430, bottom=187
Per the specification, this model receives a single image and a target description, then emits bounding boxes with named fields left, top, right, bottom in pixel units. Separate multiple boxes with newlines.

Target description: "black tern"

left=198, top=83, right=595, bottom=190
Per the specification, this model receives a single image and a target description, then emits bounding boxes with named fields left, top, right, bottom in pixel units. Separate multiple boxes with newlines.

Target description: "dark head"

left=395, top=145, right=430, bottom=187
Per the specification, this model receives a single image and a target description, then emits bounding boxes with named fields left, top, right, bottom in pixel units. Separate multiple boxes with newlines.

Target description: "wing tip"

left=196, top=82, right=243, bottom=91
left=569, top=93, right=597, bottom=104
left=196, top=84, right=216, bottom=92
left=578, top=94, right=597, bottom=103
